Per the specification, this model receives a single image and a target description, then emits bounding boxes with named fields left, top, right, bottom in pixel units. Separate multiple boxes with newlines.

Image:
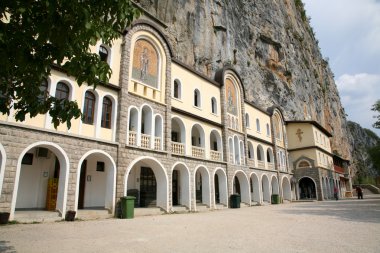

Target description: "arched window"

left=194, top=89, right=201, bottom=107
left=266, top=123, right=270, bottom=136
left=38, top=79, right=48, bottom=101
left=246, top=113, right=250, bottom=128
left=99, top=45, right=109, bottom=63
left=173, top=79, right=181, bottom=99
left=211, top=97, right=217, bottom=114
left=101, top=97, right=112, bottom=128
left=257, top=146, right=263, bottom=161
left=256, top=118, right=261, bottom=132
left=55, top=82, right=70, bottom=100
left=83, top=91, right=95, bottom=125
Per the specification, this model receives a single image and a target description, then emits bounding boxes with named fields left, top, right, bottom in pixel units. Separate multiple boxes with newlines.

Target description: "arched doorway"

left=12, top=142, right=69, bottom=220
left=271, top=176, right=279, bottom=195
left=299, top=177, right=316, bottom=199
left=250, top=173, right=261, bottom=204
left=194, top=166, right=210, bottom=209
left=261, top=175, right=270, bottom=203
left=0, top=143, right=6, bottom=199
left=282, top=177, right=292, bottom=201
left=214, top=168, right=228, bottom=207
left=171, top=163, right=190, bottom=209
left=76, top=150, right=116, bottom=213
left=232, top=171, right=250, bottom=205
left=125, top=157, right=168, bottom=211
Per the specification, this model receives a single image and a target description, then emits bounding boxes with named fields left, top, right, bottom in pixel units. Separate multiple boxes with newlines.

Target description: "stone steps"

left=172, top=206, right=189, bottom=213
left=134, top=207, right=164, bottom=217
left=77, top=209, right=113, bottom=220
left=13, top=210, right=62, bottom=223
left=195, top=204, right=209, bottom=212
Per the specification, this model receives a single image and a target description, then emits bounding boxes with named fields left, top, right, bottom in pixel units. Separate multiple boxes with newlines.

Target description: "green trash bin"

left=271, top=194, right=280, bottom=204
left=230, top=194, right=241, bottom=208
left=120, top=196, right=136, bottom=219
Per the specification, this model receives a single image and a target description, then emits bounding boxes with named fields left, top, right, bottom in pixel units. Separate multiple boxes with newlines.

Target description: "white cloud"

left=336, top=73, right=380, bottom=135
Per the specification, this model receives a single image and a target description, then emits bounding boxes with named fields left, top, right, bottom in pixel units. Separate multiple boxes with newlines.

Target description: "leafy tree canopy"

left=0, top=0, right=139, bottom=128
left=372, top=99, right=380, bottom=129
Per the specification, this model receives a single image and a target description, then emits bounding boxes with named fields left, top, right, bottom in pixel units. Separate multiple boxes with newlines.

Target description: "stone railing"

left=257, top=160, right=265, bottom=168
left=210, top=150, right=222, bottom=161
left=240, top=157, right=245, bottom=165
left=229, top=154, right=234, bottom=163
left=128, top=131, right=137, bottom=146
left=248, top=159, right=255, bottom=168
left=192, top=146, right=205, bottom=158
left=268, top=163, right=274, bottom=170
left=141, top=134, right=150, bottom=149
left=154, top=137, right=161, bottom=150
left=171, top=142, right=185, bottom=155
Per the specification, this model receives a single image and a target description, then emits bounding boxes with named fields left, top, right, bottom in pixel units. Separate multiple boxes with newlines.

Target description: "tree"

left=372, top=99, right=380, bottom=129
left=0, top=0, right=139, bottom=128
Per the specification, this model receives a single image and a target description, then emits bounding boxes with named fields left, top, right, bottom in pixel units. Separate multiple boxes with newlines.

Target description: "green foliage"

left=371, top=100, right=380, bottom=129
left=294, top=0, right=307, bottom=22
left=368, top=142, right=380, bottom=173
left=0, top=0, right=139, bottom=128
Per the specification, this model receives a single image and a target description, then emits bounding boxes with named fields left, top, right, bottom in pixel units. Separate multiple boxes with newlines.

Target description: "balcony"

left=334, top=165, right=345, bottom=174
left=128, top=131, right=137, bottom=146
left=171, top=142, right=185, bottom=155
left=268, top=162, right=274, bottom=170
left=210, top=150, right=222, bottom=161
left=141, top=134, right=151, bottom=149
left=257, top=160, right=265, bottom=168
left=248, top=159, right=255, bottom=168
left=192, top=146, right=205, bottom=158
left=154, top=137, right=161, bottom=151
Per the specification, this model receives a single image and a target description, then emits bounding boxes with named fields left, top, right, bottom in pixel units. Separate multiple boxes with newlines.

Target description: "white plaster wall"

left=16, top=148, right=56, bottom=209
left=83, top=158, right=107, bottom=207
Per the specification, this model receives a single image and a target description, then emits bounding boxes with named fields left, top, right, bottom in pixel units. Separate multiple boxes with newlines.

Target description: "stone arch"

left=194, top=165, right=211, bottom=209
left=124, top=156, right=169, bottom=211
left=75, top=150, right=116, bottom=214
left=232, top=170, right=251, bottom=205
left=154, top=114, right=163, bottom=150
left=271, top=175, right=279, bottom=195
left=213, top=168, right=228, bottom=207
left=171, top=162, right=191, bottom=209
left=171, top=116, right=186, bottom=155
left=281, top=177, right=292, bottom=201
left=250, top=172, right=261, bottom=204
left=127, top=106, right=139, bottom=145
left=210, top=129, right=223, bottom=160
left=140, top=104, right=154, bottom=148
left=0, top=143, right=6, bottom=199
left=299, top=177, right=317, bottom=199
left=11, top=141, right=70, bottom=220
left=100, top=93, right=118, bottom=141
left=261, top=174, right=271, bottom=203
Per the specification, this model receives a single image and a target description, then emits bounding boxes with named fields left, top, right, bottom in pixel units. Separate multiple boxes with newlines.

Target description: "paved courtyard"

left=1, top=195, right=379, bottom=253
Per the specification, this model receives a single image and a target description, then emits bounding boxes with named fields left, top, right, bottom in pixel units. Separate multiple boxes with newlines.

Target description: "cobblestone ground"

left=1, top=195, right=379, bottom=253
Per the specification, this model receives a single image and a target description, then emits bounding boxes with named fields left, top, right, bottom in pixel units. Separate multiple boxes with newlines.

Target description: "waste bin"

left=230, top=194, right=241, bottom=208
left=271, top=194, right=280, bottom=204
left=120, top=196, right=136, bottom=219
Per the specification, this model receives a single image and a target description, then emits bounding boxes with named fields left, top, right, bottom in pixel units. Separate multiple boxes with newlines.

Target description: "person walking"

left=333, top=186, right=339, bottom=201
left=356, top=186, right=363, bottom=199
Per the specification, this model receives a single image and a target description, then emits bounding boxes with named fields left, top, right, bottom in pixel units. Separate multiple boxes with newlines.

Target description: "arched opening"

left=171, top=163, right=190, bottom=209
left=0, top=144, right=5, bottom=199
left=191, top=124, right=205, bottom=158
left=76, top=151, right=116, bottom=213
left=233, top=136, right=240, bottom=165
left=141, top=105, right=153, bottom=148
left=299, top=177, right=317, bottom=199
left=250, top=173, right=260, bottom=204
left=282, top=177, right=292, bottom=201
left=194, top=166, right=210, bottom=208
left=261, top=175, right=271, bottom=203
left=128, top=107, right=139, bottom=146
left=245, top=113, right=250, bottom=128
left=171, top=117, right=186, bottom=155
left=194, top=89, right=201, bottom=107
left=256, top=118, right=261, bottom=132
left=214, top=169, right=228, bottom=207
left=99, top=45, right=110, bottom=63
left=267, top=148, right=274, bottom=163
left=271, top=176, right=279, bottom=195
left=239, top=141, right=245, bottom=165
left=154, top=115, right=163, bottom=150
left=257, top=145, right=264, bottom=168
left=211, top=97, right=217, bottom=114
left=173, top=79, right=181, bottom=99
left=12, top=142, right=69, bottom=221
left=210, top=130, right=222, bottom=161
left=228, top=138, right=233, bottom=163
left=232, top=171, right=250, bottom=205
left=125, top=157, right=168, bottom=211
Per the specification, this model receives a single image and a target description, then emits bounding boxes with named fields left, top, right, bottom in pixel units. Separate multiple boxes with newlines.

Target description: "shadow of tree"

left=281, top=198, right=380, bottom=224
left=0, top=241, right=16, bottom=253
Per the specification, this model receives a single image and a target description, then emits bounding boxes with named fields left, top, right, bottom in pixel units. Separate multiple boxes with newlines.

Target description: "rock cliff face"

left=347, top=121, right=379, bottom=179
left=135, top=0, right=351, bottom=159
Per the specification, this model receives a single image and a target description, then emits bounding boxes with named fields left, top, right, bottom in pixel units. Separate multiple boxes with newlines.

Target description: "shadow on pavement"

left=0, top=241, right=16, bottom=253
left=281, top=197, right=380, bottom=224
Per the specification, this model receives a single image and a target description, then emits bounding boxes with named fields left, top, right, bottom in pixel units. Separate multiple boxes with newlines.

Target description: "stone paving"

left=1, top=195, right=379, bottom=253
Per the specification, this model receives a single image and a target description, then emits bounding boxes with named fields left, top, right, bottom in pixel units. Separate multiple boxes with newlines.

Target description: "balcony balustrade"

left=192, top=146, right=205, bottom=158
left=171, top=142, right=185, bottom=155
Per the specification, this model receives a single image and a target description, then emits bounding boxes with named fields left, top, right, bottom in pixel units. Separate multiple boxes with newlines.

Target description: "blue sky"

left=303, top=0, right=380, bottom=136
